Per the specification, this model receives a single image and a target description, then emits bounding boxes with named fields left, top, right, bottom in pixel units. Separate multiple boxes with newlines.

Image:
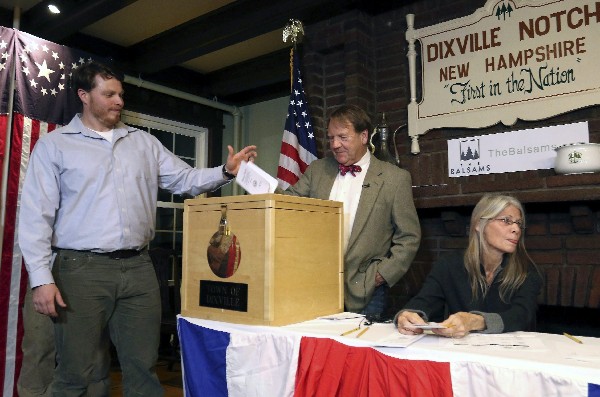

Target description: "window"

left=121, top=110, right=208, bottom=258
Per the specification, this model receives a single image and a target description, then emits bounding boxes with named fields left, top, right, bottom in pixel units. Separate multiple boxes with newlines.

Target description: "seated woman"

left=395, top=193, right=542, bottom=338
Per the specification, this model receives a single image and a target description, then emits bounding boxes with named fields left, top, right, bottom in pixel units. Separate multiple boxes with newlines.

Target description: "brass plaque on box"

left=199, top=280, right=248, bottom=312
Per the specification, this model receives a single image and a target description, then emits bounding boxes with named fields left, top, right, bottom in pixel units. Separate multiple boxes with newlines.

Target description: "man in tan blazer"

left=286, top=105, right=421, bottom=315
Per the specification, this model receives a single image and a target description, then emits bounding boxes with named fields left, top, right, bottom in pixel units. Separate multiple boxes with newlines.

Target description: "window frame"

left=120, top=110, right=208, bottom=271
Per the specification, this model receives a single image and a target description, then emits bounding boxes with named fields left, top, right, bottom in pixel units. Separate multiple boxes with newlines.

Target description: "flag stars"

left=0, top=62, right=5, bottom=71
left=22, top=66, right=30, bottom=76
left=58, top=83, right=65, bottom=91
left=52, top=51, right=59, bottom=60
left=50, top=88, right=57, bottom=96
left=41, top=87, right=48, bottom=96
left=35, top=59, right=55, bottom=82
left=294, top=89, right=300, bottom=96
left=2, top=51, right=10, bottom=60
left=301, top=111, right=307, bottom=117
left=308, top=132, right=314, bottom=139
left=41, top=44, right=49, bottom=53
left=290, top=99, right=295, bottom=106
left=29, top=78, right=37, bottom=88
left=79, top=57, right=85, bottom=64
left=0, top=40, right=7, bottom=49
left=59, top=61, right=65, bottom=69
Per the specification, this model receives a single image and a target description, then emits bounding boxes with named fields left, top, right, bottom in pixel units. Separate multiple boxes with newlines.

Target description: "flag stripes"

left=1, top=113, right=56, bottom=396
left=0, top=27, right=92, bottom=395
left=276, top=50, right=317, bottom=190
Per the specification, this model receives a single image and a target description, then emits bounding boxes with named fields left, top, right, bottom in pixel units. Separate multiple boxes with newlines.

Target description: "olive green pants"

left=51, top=249, right=163, bottom=397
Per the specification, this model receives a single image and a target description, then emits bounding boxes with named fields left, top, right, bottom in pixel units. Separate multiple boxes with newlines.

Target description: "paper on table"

left=439, top=332, right=547, bottom=350
left=359, top=323, right=426, bottom=347
left=285, top=319, right=424, bottom=347
left=318, top=312, right=365, bottom=321
left=235, top=160, right=278, bottom=194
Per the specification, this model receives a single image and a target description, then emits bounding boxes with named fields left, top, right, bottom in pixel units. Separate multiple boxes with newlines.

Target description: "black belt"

left=53, top=248, right=143, bottom=260
left=97, top=249, right=142, bottom=260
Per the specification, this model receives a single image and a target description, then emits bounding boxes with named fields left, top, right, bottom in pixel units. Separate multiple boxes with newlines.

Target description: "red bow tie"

left=339, top=164, right=362, bottom=176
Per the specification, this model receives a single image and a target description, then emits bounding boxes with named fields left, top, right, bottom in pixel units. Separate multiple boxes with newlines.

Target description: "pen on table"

left=356, top=327, right=370, bottom=338
left=563, top=332, right=583, bottom=344
left=340, top=327, right=360, bottom=336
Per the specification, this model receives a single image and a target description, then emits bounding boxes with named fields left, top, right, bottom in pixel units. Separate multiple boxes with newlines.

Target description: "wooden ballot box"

left=181, top=193, right=343, bottom=326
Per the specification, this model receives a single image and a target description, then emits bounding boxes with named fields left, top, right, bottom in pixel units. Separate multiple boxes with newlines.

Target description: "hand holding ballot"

left=396, top=310, right=474, bottom=338
left=396, top=310, right=429, bottom=336
left=235, top=160, right=278, bottom=194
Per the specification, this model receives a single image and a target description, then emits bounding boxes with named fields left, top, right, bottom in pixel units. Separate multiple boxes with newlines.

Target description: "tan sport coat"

left=286, top=156, right=421, bottom=312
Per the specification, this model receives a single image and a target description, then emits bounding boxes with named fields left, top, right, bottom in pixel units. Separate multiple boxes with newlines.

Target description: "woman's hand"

left=432, top=312, right=485, bottom=338
left=396, top=311, right=426, bottom=335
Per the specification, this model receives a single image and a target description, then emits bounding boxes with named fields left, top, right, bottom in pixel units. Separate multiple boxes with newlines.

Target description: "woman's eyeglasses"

left=483, top=217, right=526, bottom=230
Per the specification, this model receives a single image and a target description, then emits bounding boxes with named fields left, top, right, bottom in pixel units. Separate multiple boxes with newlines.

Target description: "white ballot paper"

left=410, top=322, right=447, bottom=330
left=235, top=160, right=278, bottom=194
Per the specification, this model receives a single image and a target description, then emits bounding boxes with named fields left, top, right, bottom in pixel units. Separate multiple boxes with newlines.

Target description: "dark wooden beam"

left=203, top=48, right=291, bottom=98
left=5, top=0, right=411, bottom=106
left=128, top=0, right=343, bottom=73
left=21, top=0, right=135, bottom=42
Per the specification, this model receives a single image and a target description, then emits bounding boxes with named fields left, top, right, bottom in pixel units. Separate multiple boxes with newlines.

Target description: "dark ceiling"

left=0, top=0, right=406, bottom=106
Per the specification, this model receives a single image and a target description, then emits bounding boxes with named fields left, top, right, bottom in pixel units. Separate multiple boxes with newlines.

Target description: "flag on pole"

left=276, top=49, right=317, bottom=190
left=0, top=26, right=18, bottom=397
left=0, top=28, right=99, bottom=397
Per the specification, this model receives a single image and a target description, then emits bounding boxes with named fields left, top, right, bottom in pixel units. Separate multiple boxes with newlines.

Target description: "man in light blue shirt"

left=18, top=60, right=256, bottom=396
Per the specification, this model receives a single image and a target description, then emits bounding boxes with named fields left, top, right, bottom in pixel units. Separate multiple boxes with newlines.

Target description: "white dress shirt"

left=329, top=151, right=371, bottom=252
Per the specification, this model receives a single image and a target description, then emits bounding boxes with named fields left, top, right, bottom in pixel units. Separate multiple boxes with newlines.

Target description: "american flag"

left=276, top=49, right=317, bottom=190
left=0, top=28, right=99, bottom=397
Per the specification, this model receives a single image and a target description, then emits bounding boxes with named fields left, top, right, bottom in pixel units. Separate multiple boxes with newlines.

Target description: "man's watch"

left=222, top=164, right=236, bottom=180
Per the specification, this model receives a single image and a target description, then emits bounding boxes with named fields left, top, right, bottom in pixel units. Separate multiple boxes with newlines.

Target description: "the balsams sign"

left=406, top=0, right=600, bottom=153
left=447, top=121, right=589, bottom=177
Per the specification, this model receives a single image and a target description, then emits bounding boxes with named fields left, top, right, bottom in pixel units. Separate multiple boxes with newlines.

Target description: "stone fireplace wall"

left=299, top=0, right=600, bottom=334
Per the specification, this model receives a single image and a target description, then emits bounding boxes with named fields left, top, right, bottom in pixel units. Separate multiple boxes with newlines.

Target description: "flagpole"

left=0, top=7, right=21, bottom=259
left=277, top=20, right=318, bottom=190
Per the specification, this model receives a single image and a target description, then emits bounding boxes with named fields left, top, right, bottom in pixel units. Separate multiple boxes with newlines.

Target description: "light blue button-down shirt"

left=19, top=114, right=229, bottom=288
